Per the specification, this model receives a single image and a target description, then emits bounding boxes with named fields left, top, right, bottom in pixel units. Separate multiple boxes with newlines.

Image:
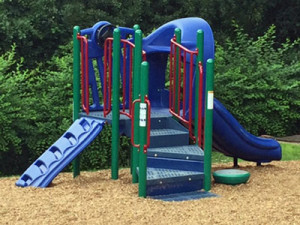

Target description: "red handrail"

left=198, top=62, right=204, bottom=148
left=103, top=38, right=146, bottom=119
left=103, top=37, right=113, bottom=117
left=169, top=37, right=204, bottom=143
left=77, top=35, right=89, bottom=115
left=130, top=96, right=151, bottom=153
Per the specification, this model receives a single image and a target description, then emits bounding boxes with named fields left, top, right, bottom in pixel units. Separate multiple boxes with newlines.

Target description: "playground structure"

left=16, top=18, right=282, bottom=199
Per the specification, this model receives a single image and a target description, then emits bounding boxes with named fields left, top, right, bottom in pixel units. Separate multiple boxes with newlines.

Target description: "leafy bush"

left=0, top=44, right=73, bottom=175
left=0, top=46, right=24, bottom=176
left=214, top=24, right=300, bottom=136
left=80, top=126, right=131, bottom=171
left=0, top=44, right=130, bottom=176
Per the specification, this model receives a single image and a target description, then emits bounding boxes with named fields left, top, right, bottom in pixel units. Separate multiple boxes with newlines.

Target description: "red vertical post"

left=122, top=42, right=127, bottom=112
left=104, top=40, right=108, bottom=115
left=108, top=40, right=112, bottom=113
left=188, top=54, right=194, bottom=138
left=84, top=39, right=89, bottom=114
left=177, top=49, right=181, bottom=115
left=183, top=51, right=187, bottom=117
left=198, top=62, right=204, bottom=147
left=129, top=45, right=133, bottom=115
left=173, top=42, right=177, bottom=112
left=80, top=39, right=85, bottom=111
left=169, top=42, right=174, bottom=110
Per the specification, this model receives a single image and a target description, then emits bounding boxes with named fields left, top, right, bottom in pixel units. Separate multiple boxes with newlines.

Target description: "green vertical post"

left=72, top=26, right=81, bottom=178
left=139, top=61, right=149, bottom=198
left=130, top=24, right=140, bottom=175
left=132, top=29, right=143, bottom=183
left=111, top=28, right=121, bottom=180
left=133, top=24, right=140, bottom=31
left=174, top=28, right=181, bottom=114
left=204, top=59, right=214, bottom=191
left=194, top=30, right=204, bottom=145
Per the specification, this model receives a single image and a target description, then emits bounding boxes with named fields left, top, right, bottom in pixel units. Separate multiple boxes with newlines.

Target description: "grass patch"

left=280, top=142, right=300, bottom=161
left=212, top=151, right=233, bottom=164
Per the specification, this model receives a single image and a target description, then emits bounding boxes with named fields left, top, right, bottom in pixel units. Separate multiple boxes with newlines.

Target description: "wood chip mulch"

left=1, top=161, right=299, bottom=225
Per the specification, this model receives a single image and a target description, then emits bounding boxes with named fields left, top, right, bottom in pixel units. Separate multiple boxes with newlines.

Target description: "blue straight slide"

left=16, top=118, right=105, bottom=188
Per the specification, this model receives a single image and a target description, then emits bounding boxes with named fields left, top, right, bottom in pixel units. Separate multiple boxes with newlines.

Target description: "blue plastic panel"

left=16, top=118, right=105, bottom=188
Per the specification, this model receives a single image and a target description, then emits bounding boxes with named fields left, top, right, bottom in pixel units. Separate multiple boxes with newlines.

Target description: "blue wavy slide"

left=16, top=118, right=105, bottom=187
left=213, top=99, right=282, bottom=163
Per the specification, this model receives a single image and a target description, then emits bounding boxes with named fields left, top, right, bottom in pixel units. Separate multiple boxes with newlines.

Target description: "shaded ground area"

left=1, top=161, right=299, bottom=225
left=276, top=135, right=300, bottom=143
left=261, top=134, right=300, bottom=143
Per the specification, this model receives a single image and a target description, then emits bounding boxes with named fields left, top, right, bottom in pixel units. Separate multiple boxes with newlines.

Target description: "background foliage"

left=214, top=24, right=300, bottom=136
left=1, top=0, right=299, bottom=67
left=0, top=0, right=299, bottom=175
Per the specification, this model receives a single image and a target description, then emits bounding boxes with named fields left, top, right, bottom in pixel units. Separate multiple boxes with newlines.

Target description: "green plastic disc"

left=213, top=169, right=250, bottom=185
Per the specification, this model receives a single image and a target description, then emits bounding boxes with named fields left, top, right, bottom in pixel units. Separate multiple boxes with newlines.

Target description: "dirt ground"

left=262, top=134, right=300, bottom=144
left=1, top=161, right=299, bottom=225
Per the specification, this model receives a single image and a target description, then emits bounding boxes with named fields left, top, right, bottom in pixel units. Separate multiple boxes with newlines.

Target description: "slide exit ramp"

left=16, top=118, right=105, bottom=188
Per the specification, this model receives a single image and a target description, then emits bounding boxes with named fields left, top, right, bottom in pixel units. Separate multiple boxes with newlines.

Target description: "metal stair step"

left=147, top=145, right=204, bottom=161
left=147, top=157, right=204, bottom=172
left=137, top=167, right=204, bottom=196
left=146, top=167, right=204, bottom=185
left=150, top=128, right=188, bottom=136
left=149, top=129, right=189, bottom=148
left=151, top=191, right=217, bottom=201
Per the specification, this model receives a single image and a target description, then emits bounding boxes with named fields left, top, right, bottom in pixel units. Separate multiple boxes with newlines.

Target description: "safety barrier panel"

left=103, top=38, right=146, bottom=118
left=169, top=34, right=204, bottom=146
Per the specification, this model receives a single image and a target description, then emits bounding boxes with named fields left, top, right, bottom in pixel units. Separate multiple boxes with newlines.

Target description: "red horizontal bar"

left=171, top=39, right=198, bottom=55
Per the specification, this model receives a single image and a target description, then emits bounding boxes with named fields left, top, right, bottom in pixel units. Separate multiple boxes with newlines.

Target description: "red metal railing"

left=77, top=35, right=89, bottom=115
left=103, top=37, right=146, bottom=119
left=169, top=37, right=204, bottom=144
